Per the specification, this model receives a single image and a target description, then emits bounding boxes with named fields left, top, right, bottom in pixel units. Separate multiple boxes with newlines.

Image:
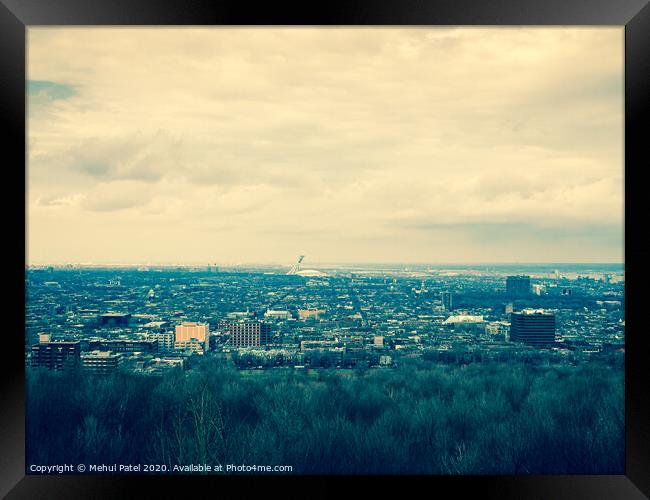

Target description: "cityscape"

left=26, top=27, right=624, bottom=475
left=26, top=259, right=625, bottom=375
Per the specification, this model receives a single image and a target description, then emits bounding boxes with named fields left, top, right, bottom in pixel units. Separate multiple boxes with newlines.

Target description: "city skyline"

left=27, top=27, right=623, bottom=265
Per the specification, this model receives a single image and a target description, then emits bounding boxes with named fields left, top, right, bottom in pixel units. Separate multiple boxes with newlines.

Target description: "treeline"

left=231, top=349, right=388, bottom=369
left=27, top=358, right=624, bottom=474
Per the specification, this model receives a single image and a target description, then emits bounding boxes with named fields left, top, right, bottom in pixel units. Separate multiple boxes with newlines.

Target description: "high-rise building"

left=227, top=321, right=271, bottom=347
left=175, top=322, right=210, bottom=352
left=506, top=276, right=531, bottom=298
left=147, top=332, right=175, bottom=353
left=510, top=309, right=556, bottom=346
left=440, top=291, right=453, bottom=310
left=31, top=340, right=81, bottom=371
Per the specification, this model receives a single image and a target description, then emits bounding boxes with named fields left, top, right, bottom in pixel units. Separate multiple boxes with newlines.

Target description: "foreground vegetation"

left=27, top=356, right=624, bottom=474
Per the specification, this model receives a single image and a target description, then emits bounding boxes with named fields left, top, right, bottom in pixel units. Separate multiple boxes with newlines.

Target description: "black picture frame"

left=1, top=0, right=648, bottom=498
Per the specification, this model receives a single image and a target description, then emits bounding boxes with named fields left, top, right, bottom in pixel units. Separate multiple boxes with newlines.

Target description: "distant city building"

left=147, top=332, right=175, bottom=353
left=373, top=336, right=384, bottom=347
left=532, top=284, right=544, bottom=296
left=298, top=308, right=325, bottom=320
left=174, top=338, right=207, bottom=354
left=79, top=308, right=100, bottom=315
left=443, top=315, right=484, bottom=325
left=227, top=321, right=271, bottom=348
left=226, top=311, right=255, bottom=320
left=596, top=300, right=622, bottom=310
left=151, top=357, right=185, bottom=370
left=175, top=322, right=209, bottom=352
left=98, top=312, right=131, bottom=327
left=440, top=291, right=453, bottom=310
left=31, top=340, right=81, bottom=371
left=504, top=302, right=514, bottom=314
left=443, top=314, right=486, bottom=333
left=81, top=351, right=122, bottom=375
left=300, top=339, right=339, bottom=351
left=88, top=339, right=158, bottom=354
left=506, top=276, right=531, bottom=298
left=132, top=313, right=159, bottom=325
left=296, top=269, right=328, bottom=277
left=142, top=321, right=169, bottom=331
left=486, top=321, right=510, bottom=338
left=264, top=309, right=292, bottom=320
left=510, top=309, right=556, bottom=346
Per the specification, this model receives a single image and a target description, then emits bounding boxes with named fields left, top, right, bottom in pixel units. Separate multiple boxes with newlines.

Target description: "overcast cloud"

left=27, top=27, right=623, bottom=265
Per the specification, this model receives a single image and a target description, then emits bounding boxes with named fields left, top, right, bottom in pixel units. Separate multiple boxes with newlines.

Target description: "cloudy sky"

left=27, top=27, right=623, bottom=265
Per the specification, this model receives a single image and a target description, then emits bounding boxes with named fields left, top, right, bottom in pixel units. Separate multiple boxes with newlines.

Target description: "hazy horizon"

left=27, top=27, right=624, bottom=265
left=26, top=259, right=624, bottom=268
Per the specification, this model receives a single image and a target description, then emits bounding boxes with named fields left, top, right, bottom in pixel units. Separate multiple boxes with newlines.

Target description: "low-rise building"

left=264, top=309, right=292, bottom=320
left=80, top=350, right=122, bottom=374
left=298, top=308, right=325, bottom=320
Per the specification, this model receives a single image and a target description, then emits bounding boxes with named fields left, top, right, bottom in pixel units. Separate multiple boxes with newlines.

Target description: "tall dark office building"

left=510, top=310, right=556, bottom=346
left=31, top=341, right=81, bottom=371
left=226, top=321, right=271, bottom=347
left=506, top=275, right=531, bottom=298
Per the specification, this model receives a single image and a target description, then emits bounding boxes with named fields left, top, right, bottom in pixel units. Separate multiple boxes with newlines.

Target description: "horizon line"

left=25, top=261, right=625, bottom=267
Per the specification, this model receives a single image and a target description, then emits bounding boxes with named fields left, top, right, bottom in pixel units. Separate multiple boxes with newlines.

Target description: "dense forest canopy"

left=27, top=355, right=624, bottom=474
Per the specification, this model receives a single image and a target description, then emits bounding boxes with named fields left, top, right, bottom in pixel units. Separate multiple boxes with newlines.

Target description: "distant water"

left=317, top=263, right=624, bottom=274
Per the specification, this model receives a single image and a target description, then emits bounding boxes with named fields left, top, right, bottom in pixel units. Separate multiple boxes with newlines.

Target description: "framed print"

left=1, top=0, right=648, bottom=498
